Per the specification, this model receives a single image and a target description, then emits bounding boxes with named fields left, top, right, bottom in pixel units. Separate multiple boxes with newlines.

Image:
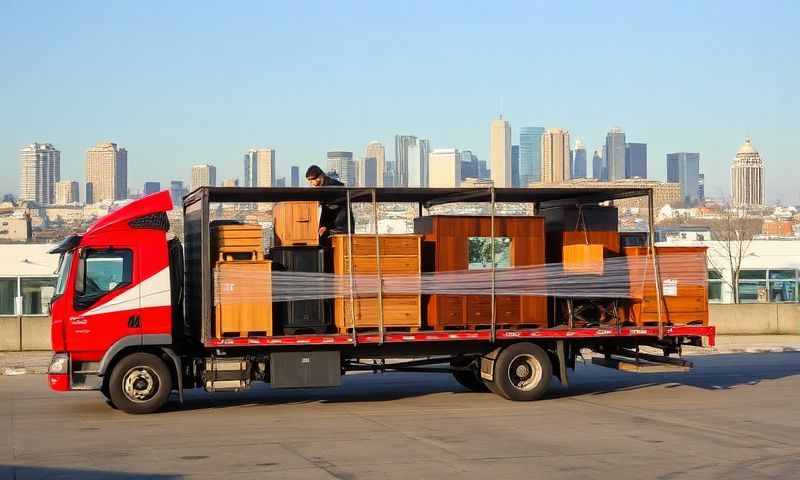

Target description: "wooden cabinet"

left=331, top=234, right=422, bottom=332
left=212, top=223, right=264, bottom=262
left=623, top=246, right=709, bottom=326
left=213, top=260, right=272, bottom=337
left=273, top=201, right=319, bottom=246
left=414, top=216, right=547, bottom=330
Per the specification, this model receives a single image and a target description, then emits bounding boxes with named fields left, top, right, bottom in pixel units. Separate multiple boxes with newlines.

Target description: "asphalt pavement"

left=1, top=352, right=799, bottom=480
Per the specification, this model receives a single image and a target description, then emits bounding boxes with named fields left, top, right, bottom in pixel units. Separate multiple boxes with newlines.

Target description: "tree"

left=706, top=209, right=762, bottom=303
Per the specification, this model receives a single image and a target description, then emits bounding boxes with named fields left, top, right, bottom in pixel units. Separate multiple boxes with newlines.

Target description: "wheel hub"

left=123, top=367, right=160, bottom=403
left=507, top=354, right=543, bottom=392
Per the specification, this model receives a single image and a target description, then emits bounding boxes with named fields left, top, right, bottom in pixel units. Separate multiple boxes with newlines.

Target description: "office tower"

left=290, top=166, right=300, bottom=187
left=222, top=178, right=239, bottom=187
left=393, top=135, right=416, bottom=187
left=243, top=150, right=257, bottom=187
left=143, top=182, right=161, bottom=195
left=572, top=140, right=587, bottom=178
left=55, top=180, right=79, bottom=204
left=731, top=138, right=765, bottom=208
left=490, top=118, right=512, bottom=187
left=625, top=142, right=647, bottom=178
left=428, top=149, right=460, bottom=187
left=19, top=143, right=60, bottom=205
left=605, top=128, right=626, bottom=180
left=326, top=151, right=356, bottom=186
left=519, top=126, right=545, bottom=184
left=540, top=128, right=571, bottom=184
left=459, top=150, right=478, bottom=179
left=170, top=180, right=185, bottom=205
left=191, top=164, right=217, bottom=190
left=366, top=141, right=386, bottom=187
left=85, top=142, right=127, bottom=204
left=359, top=156, right=378, bottom=187
left=478, top=159, right=490, bottom=179
left=667, top=152, right=701, bottom=206
left=253, top=149, right=275, bottom=187
left=407, top=142, right=429, bottom=187
left=275, top=177, right=286, bottom=187
left=511, top=145, right=520, bottom=187
left=383, top=161, right=395, bottom=186
left=592, top=150, right=603, bottom=180
left=698, top=173, right=705, bottom=201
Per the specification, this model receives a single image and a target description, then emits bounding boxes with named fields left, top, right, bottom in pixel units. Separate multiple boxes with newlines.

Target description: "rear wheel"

left=450, top=357, right=489, bottom=392
left=108, top=352, right=172, bottom=414
left=488, top=343, right=552, bottom=401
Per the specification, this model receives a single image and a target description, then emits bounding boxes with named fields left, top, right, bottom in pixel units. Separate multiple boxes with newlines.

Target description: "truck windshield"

left=54, top=251, right=73, bottom=297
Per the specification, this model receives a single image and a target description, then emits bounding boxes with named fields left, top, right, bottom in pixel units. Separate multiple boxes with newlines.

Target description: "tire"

left=491, top=343, right=552, bottom=401
left=108, top=352, right=172, bottom=414
left=450, top=358, right=489, bottom=392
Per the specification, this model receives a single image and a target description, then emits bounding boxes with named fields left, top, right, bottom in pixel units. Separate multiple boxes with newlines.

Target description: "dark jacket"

left=319, top=176, right=354, bottom=234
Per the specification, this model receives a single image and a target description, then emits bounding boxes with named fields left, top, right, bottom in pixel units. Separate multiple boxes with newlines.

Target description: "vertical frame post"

left=372, top=189, right=385, bottom=345
left=490, top=187, right=497, bottom=343
left=346, top=190, right=357, bottom=346
left=647, top=189, right=665, bottom=339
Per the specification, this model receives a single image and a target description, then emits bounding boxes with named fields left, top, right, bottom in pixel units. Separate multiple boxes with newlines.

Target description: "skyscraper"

left=572, top=140, right=587, bottom=178
left=666, top=152, right=700, bottom=206
left=55, top=180, right=79, bottom=204
left=625, top=143, right=647, bottom=178
left=366, top=141, right=386, bottom=187
left=592, top=150, right=603, bottom=180
left=393, top=135, right=416, bottom=187
left=191, top=164, right=217, bottom=190
left=731, top=138, right=765, bottom=208
left=490, top=118, right=512, bottom=187
left=327, top=151, right=356, bottom=186
left=418, top=139, right=431, bottom=185
left=407, top=142, right=429, bottom=187
left=143, top=182, right=161, bottom=195
left=459, top=150, right=479, bottom=179
left=85, top=142, right=127, bottom=204
left=290, top=166, right=300, bottom=187
left=255, top=149, right=276, bottom=187
left=540, top=128, right=571, bottom=184
left=359, top=157, right=378, bottom=187
left=170, top=180, right=186, bottom=205
left=519, top=126, right=545, bottom=184
left=698, top=173, right=705, bottom=202
left=605, top=128, right=626, bottom=180
left=428, top=149, right=460, bottom=187
left=19, top=143, right=60, bottom=205
left=511, top=145, right=520, bottom=187
left=243, top=150, right=257, bottom=187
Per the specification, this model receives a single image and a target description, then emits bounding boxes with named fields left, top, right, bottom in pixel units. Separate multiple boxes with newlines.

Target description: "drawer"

left=346, top=255, right=420, bottom=274
left=343, top=295, right=421, bottom=327
left=345, top=236, right=420, bottom=256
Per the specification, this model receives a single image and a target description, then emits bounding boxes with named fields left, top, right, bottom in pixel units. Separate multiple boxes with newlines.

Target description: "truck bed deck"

left=206, top=324, right=716, bottom=347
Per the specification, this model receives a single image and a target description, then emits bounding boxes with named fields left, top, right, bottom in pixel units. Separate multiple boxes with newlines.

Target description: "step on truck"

left=47, top=186, right=715, bottom=414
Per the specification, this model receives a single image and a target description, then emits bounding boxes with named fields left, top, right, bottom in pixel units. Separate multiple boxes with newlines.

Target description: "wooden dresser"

left=413, top=216, right=547, bottom=330
left=212, top=223, right=264, bottom=262
left=273, top=201, right=320, bottom=246
left=623, top=246, right=709, bottom=326
left=213, top=260, right=273, bottom=337
left=331, top=234, right=422, bottom=332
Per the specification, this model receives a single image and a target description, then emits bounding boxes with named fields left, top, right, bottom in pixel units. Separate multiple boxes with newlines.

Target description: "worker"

left=305, top=165, right=354, bottom=239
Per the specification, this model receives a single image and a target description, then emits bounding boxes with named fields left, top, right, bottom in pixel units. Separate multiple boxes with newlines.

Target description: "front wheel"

left=488, top=343, right=552, bottom=401
left=108, top=352, right=173, bottom=414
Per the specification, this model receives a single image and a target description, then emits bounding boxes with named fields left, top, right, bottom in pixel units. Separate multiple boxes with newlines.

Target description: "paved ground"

left=1, top=352, right=799, bottom=480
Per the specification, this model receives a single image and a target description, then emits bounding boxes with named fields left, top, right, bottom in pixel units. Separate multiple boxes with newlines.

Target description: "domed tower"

left=730, top=138, right=765, bottom=208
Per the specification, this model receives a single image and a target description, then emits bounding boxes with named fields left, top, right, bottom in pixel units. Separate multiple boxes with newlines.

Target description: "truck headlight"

left=48, top=353, right=69, bottom=374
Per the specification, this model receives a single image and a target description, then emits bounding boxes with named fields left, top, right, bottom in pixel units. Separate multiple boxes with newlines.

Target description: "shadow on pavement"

left=0, top=465, right=181, bottom=480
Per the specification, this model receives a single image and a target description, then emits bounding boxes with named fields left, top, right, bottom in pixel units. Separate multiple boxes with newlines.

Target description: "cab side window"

left=74, top=249, right=133, bottom=310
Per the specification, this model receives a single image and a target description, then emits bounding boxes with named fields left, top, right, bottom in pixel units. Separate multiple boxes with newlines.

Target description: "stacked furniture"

left=413, top=216, right=547, bottom=330
left=270, top=246, right=333, bottom=334
left=542, top=205, right=620, bottom=263
left=211, top=223, right=272, bottom=338
left=331, top=234, right=422, bottom=333
left=623, top=245, right=709, bottom=326
left=273, top=201, right=320, bottom=246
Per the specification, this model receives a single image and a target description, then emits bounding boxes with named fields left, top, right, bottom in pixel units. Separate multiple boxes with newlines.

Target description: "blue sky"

left=1, top=1, right=798, bottom=203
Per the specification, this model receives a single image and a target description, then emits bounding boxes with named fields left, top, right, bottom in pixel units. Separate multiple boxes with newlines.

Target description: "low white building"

left=0, top=244, right=58, bottom=316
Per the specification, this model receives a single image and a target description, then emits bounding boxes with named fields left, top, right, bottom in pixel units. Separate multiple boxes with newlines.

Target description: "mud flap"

left=480, top=347, right=502, bottom=381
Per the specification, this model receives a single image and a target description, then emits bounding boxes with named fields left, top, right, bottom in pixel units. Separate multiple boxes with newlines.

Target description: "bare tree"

left=706, top=209, right=762, bottom=303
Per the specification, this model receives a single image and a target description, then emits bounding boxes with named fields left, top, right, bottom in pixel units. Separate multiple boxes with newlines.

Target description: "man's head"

left=305, top=165, right=325, bottom=187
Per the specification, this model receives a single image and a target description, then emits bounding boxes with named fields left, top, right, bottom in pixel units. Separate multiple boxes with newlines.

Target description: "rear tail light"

left=48, top=353, right=69, bottom=375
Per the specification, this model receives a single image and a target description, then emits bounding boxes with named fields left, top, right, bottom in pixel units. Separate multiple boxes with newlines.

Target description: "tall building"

left=666, top=152, right=701, bottom=206
left=511, top=145, right=520, bottom=187
left=605, top=128, right=626, bottom=180
left=191, top=164, right=216, bottom=190
left=592, top=150, right=604, bottom=180
left=359, top=157, right=378, bottom=187
left=393, top=135, right=416, bottom=187
left=519, top=126, right=545, bottom=184
left=256, top=149, right=276, bottom=187
left=625, top=142, right=647, bottom=178
left=327, top=151, right=356, bottom=186
left=407, top=142, right=429, bottom=187
left=85, top=142, right=127, bottom=204
left=490, top=118, right=512, bottom=187
left=55, top=180, right=79, bottom=204
left=540, top=128, right=571, bottom=184
left=572, top=140, right=587, bottom=178
left=383, top=161, right=396, bottom=187
left=143, top=182, right=161, bottom=195
left=243, top=150, right=257, bottom=187
left=731, top=138, right=765, bottom=208
left=290, top=166, right=300, bottom=187
left=366, top=141, right=386, bottom=187
left=698, top=173, right=705, bottom=201
left=428, top=149, right=461, bottom=187
left=460, top=150, right=479, bottom=179
left=19, top=143, right=60, bottom=205
left=170, top=180, right=186, bottom=205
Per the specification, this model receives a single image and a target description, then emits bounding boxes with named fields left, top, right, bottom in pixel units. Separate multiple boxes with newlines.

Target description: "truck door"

left=65, top=245, right=141, bottom=355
